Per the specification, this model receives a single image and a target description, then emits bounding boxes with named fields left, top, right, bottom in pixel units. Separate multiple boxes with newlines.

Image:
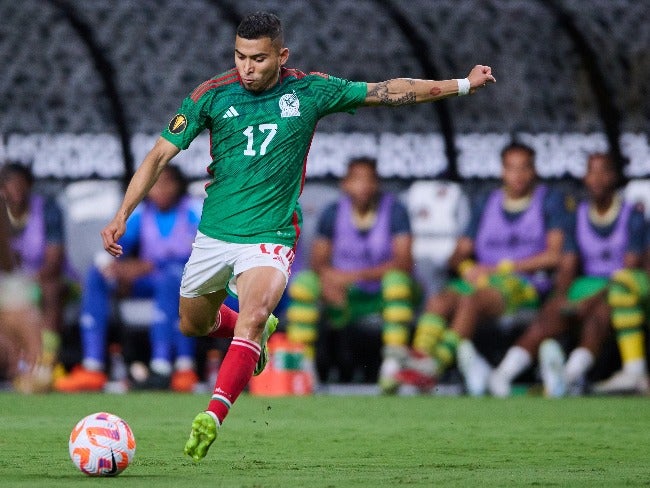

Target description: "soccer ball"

left=68, top=412, right=136, bottom=476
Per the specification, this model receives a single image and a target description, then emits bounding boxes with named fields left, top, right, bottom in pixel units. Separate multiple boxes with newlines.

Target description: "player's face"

left=584, top=154, right=617, bottom=202
left=0, top=173, right=31, bottom=209
left=501, top=149, right=536, bottom=198
left=342, top=163, right=380, bottom=210
left=234, top=36, right=289, bottom=92
left=147, top=168, right=182, bottom=211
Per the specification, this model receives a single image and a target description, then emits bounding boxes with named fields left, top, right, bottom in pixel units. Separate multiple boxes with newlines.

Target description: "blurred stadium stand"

left=0, top=0, right=648, bottom=181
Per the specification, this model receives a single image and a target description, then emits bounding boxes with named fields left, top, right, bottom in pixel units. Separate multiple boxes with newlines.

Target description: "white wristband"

left=456, top=78, right=470, bottom=96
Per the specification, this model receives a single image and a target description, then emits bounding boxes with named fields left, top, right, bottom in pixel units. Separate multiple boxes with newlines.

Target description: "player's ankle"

left=204, top=411, right=220, bottom=425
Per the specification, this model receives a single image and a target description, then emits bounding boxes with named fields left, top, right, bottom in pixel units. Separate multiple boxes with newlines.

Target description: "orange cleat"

left=171, top=369, right=199, bottom=393
left=54, top=366, right=107, bottom=392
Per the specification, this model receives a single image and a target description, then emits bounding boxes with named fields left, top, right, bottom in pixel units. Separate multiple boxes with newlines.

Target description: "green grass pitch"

left=1, top=392, right=649, bottom=487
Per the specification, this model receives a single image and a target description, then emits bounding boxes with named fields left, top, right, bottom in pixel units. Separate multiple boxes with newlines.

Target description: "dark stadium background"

left=2, top=0, right=649, bottom=384
left=1, top=0, right=648, bottom=181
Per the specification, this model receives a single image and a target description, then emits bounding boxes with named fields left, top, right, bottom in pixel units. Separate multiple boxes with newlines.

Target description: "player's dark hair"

left=163, top=164, right=188, bottom=196
left=237, top=11, right=283, bottom=44
left=347, top=156, right=378, bottom=176
left=0, top=162, right=34, bottom=186
left=500, top=142, right=535, bottom=162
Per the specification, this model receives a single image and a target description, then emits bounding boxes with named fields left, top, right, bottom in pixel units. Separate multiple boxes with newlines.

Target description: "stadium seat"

left=117, top=298, right=155, bottom=330
left=404, top=180, right=470, bottom=296
left=58, top=179, right=123, bottom=280
left=624, top=179, right=650, bottom=219
left=56, top=180, right=123, bottom=364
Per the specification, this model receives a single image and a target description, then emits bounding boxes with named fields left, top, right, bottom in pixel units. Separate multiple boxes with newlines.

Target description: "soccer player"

left=489, top=153, right=647, bottom=397
left=100, top=11, right=495, bottom=461
left=0, top=185, right=45, bottom=392
left=286, top=156, right=415, bottom=390
left=0, top=162, right=68, bottom=382
left=400, top=142, right=570, bottom=395
left=55, top=165, right=201, bottom=393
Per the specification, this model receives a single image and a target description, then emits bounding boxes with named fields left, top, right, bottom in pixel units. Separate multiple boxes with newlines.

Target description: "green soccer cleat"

left=253, top=314, right=278, bottom=376
left=184, top=412, right=218, bottom=462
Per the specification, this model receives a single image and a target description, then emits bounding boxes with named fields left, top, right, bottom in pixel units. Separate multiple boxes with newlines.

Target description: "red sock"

left=207, top=337, right=260, bottom=424
left=208, top=305, right=239, bottom=338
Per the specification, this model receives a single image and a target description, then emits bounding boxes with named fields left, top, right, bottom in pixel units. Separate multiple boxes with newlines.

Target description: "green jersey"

left=162, top=67, right=367, bottom=247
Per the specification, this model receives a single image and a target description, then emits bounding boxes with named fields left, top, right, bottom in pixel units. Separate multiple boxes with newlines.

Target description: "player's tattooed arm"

left=364, top=78, right=463, bottom=106
left=366, top=80, right=416, bottom=106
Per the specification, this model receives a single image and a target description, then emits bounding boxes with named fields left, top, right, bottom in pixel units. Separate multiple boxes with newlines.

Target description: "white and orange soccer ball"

left=68, top=412, right=136, bottom=476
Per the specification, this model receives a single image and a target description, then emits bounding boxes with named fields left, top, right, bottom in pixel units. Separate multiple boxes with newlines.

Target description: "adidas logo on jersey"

left=222, top=106, right=240, bottom=118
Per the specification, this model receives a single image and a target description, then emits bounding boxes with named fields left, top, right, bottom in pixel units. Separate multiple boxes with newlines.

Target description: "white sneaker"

left=378, top=356, right=401, bottom=394
left=488, top=370, right=511, bottom=398
left=378, top=345, right=410, bottom=394
left=592, top=370, right=650, bottom=395
left=539, top=339, right=566, bottom=398
left=457, top=340, right=492, bottom=397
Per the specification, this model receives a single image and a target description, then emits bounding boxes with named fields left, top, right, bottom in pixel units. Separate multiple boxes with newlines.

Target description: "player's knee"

left=382, top=270, right=412, bottom=301
left=178, top=315, right=208, bottom=337
left=178, top=318, right=195, bottom=336
left=240, top=308, right=270, bottom=334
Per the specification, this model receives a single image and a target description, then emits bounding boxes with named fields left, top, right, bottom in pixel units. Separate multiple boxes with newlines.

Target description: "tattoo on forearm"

left=429, top=87, right=442, bottom=96
left=368, top=80, right=417, bottom=106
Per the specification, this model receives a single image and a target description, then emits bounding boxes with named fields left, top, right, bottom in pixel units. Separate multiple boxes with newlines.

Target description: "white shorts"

left=180, top=231, right=294, bottom=298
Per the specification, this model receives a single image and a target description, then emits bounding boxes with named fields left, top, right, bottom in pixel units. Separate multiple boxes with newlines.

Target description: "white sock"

left=82, top=358, right=104, bottom=372
left=494, top=346, right=532, bottom=381
left=204, top=410, right=221, bottom=426
left=150, top=359, right=173, bottom=376
left=174, top=356, right=195, bottom=372
left=564, top=347, right=594, bottom=383
left=623, top=358, right=647, bottom=376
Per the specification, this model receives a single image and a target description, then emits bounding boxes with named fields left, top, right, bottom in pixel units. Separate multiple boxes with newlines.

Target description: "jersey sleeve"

left=562, top=218, right=578, bottom=253
left=43, top=198, right=64, bottom=245
left=161, top=93, right=211, bottom=150
left=316, top=202, right=339, bottom=239
left=543, top=188, right=573, bottom=233
left=390, top=200, right=411, bottom=235
left=626, top=207, right=646, bottom=254
left=463, top=192, right=490, bottom=240
left=309, top=74, right=367, bottom=117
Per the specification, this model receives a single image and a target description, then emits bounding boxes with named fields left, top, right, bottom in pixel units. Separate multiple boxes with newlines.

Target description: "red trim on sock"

left=208, top=304, right=239, bottom=338
left=207, top=337, right=260, bottom=423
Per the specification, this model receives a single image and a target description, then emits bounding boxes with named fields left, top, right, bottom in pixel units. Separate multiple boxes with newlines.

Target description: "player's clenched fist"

left=467, top=65, right=496, bottom=93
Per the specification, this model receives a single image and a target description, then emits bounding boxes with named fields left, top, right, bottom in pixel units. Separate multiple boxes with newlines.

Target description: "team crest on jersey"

left=279, top=92, right=300, bottom=118
left=168, top=114, right=187, bottom=134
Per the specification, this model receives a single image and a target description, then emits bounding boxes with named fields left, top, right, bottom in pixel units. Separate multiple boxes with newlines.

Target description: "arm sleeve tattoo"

left=367, top=80, right=417, bottom=106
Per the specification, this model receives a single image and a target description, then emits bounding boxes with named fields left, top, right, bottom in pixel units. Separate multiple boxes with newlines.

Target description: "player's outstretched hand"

left=101, top=217, right=126, bottom=257
left=467, top=65, right=496, bottom=93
